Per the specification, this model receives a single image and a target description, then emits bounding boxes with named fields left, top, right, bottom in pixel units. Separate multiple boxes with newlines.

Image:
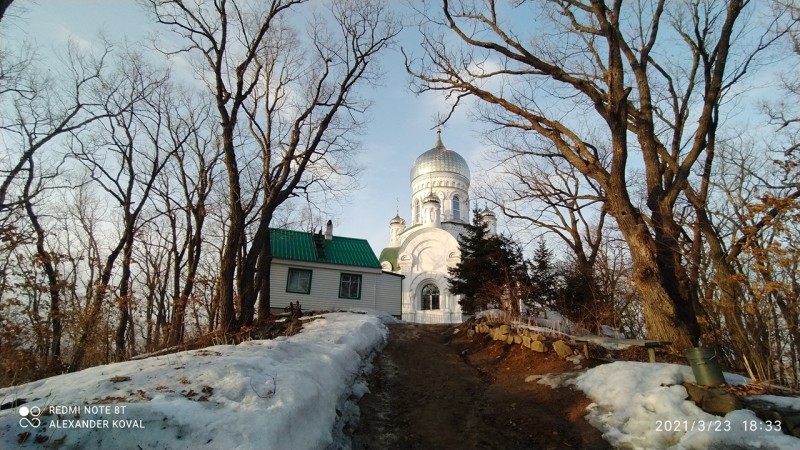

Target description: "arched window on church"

left=452, top=195, right=461, bottom=221
left=414, top=199, right=420, bottom=224
left=420, top=284, right=440, bottom=310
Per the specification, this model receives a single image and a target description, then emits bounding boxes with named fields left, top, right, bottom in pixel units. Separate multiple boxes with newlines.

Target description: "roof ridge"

left=269, top=227, right=367, bottom=241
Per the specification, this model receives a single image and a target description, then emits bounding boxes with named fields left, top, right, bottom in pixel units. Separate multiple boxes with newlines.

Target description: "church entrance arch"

left=420, top=283, right=440, bottom=310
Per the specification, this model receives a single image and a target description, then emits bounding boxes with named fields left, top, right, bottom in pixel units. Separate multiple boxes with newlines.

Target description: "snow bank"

left=551, top=361, right=800, bottom=449
left=0, top=312, right=388, bottom=450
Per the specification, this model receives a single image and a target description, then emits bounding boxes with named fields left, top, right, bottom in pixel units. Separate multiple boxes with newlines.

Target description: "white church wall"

left=441, top=221, right=468, bottom=239
left=410, top=175, right=469, bottom=225
left=384, top=131, right=478, bottom=324
left=397, top=228, right=464, bottom=324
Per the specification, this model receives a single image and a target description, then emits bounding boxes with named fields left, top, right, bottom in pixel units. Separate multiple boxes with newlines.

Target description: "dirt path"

left=350, top=323, right=611, bottom=450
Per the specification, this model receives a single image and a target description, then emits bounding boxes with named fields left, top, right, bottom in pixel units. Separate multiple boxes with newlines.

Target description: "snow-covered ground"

left=536, top=360, right=800, bottom=449
left=3, top=310, right=799, bottom=449
left=481, top=308, right=800, bottom=449
left=0, top=311, right=392, bottom=450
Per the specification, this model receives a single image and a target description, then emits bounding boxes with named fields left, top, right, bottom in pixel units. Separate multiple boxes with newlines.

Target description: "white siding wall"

left=376, top=273, right=403, bottom=316
left=271, top=259, right=401, bottom=315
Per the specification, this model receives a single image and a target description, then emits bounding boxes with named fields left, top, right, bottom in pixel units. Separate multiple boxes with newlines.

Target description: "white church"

left=379, top=130, right=496, bottom=324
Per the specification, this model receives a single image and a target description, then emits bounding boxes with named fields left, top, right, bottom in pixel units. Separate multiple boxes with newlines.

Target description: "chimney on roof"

left=325, top=220, right=333, bottom=240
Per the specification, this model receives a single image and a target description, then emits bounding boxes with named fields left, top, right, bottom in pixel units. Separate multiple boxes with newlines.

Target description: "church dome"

left=478, top=205, right=495, bottom=217
left=422, top=192, right=440, bottom=204
left=390, top=214, right=405, bottom=225
left=410, top=131, right=470, bottom=182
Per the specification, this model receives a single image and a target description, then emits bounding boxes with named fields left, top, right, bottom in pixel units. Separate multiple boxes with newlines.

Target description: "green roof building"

left=270, top=228, right=381, bottom=269
left=269, top=222, right=402, bottom=316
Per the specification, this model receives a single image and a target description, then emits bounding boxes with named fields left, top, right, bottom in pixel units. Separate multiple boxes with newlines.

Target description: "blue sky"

left=5, top=0, right=492, bottom=255
left=6, top=1, right=786, bottom=259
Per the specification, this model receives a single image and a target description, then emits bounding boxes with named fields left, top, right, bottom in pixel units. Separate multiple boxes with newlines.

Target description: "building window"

left=414, top=199, right=420, bottom=223
left=452, top=195, right=461, bottom=221
left=420, top=284, right=440, bottom=310
left=286, top=268, right=312, bottom=294
left=339, top=273, right=362, bottom=299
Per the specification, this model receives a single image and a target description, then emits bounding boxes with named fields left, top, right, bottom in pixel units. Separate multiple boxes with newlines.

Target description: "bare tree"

left=145, top=0, right=399, bottom=331
left=593, top=232, right=645, bottom=338
left=406, top=0, right=794, bottom=351
left=697, top=1, right=800, bottom=384
left=67, top=50, right=176, bottom=367
left=0, top=38, right=147, bottom=372
left=158, top=94, right=221, bottom=346
left=0, top=41, right=122, bottom=214
left=680, top=1, right=800, bottom=378
left=478, top=143, right=607, bottom=307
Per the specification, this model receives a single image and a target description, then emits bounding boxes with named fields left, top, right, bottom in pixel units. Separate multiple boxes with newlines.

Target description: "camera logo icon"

left=19, top=406, right=42, bottom=428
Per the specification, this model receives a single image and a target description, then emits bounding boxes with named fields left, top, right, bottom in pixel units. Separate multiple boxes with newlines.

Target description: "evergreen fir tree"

left=448, top=209, right=495, bottom=313
left=449, top=209, right=531, bottom=315
left=555, top=261, right=594, bottom=319
left=527, top=240, right=558, bottom=311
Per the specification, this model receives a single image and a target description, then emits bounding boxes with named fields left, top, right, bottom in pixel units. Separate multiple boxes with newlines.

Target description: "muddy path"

left=350, top=323, right=610, bottom=450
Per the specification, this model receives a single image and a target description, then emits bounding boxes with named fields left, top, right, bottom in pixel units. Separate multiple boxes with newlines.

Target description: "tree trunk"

left=652, top=210, right=702, bottom=344
left=257, top=227, right=274, bottom=321
left=145, top=283, right=155, bottom=352
left=154, top=281, right=167, bottom=349
left=239, top=210, right=275, bottom=326
left=114, top=298, right=131, bottom=360
left=628, top=245, right=697, bottom=350
left=610, top=195, right=697, bottom=351
left=168, top=206, right=205, bottom=345
left=602, top=23, right=698, bottom=351
left=69, top=238, right=125, bottom=371
left=217, top=125, right=244, bottom=333
left=236, top=239, right=258, bottom=327
left=218, top=234, right=239, bottom=332
left=69, top=284, right=107, bottom=372
left=24, top=195, right=63, bottom=368
left=114, top=231, right=135, bottom=360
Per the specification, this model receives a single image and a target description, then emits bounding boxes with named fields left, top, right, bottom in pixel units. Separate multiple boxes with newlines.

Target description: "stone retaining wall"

left=472, top=323, right=575, bottom=359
